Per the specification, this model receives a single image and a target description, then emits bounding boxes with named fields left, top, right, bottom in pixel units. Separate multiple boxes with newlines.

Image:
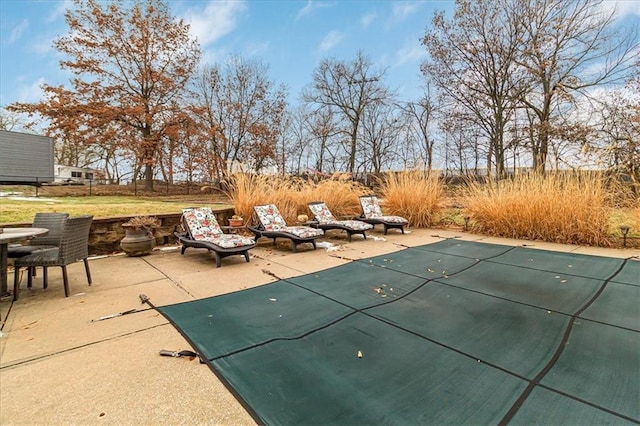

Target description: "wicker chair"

left=8, top=212, right=69, bottom=258
left=13, top=215, right=93, bottom=300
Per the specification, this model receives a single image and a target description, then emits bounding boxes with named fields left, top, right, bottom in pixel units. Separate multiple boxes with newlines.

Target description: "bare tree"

left=359, top=102, right=402, bottom=175
left=592, top=79, right=640, bottom=193
left=306, top=106, right=342, bottom=173
left=513, top=0, right=639, bottom=172
left=422, top=0, right=526, bottom=179
left=397, top=83, right=439, bottom=170
left=303, top=50, right=391, bottom=174
left=190, top=58, right=287, bottom=176
left=0, top=107, right=24, bottom=131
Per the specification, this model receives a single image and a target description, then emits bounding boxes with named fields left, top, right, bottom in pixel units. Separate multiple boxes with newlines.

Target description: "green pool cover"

left=157, top=239, right=640, bottom=425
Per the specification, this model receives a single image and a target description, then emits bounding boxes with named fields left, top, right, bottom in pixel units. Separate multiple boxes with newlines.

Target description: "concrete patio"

left=1, top=228, right=637, bottom=425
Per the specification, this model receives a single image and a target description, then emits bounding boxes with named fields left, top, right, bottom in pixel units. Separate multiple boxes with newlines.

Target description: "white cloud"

left=244, top=41, right=270, bottom=57
left=8, top=19, right=29, bottom=45
left=46, top=0, right=73, bottom=23
left=319, top=30, right=343, bottom=52
left=598, top=0, right=640, bottom=18
left=200, top=47, right=227, bottom=66
left=17, top=78, right=47, bottom=103
left=360, top=12, right=376, bottom=28
left=296, top=0, right=315, bottom=20
left=30, top=35, right=56, bottom=56
left=183, top=0, right=247, bottom=47
left=391, top=1, right=422, bottom=22
left=296, top=1, right=335, bottom=21
left=395, top=43, right=426, bottom=67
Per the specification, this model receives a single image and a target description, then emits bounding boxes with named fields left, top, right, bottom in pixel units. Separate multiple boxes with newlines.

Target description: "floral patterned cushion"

left=360, top=196, right=384, bottom=219
left=254, top=204, right=324, bottom=239
left=360, top=196, right=408, bottom=224
left=281, top=226, right=324, bottom=239
left=379, top=216, right=408, bottom=224
left=308, top=203, right=337, bottom=223
left=183, top=207, right=255, bottom=248
left=254, top=204, right=288, bottom=231
left=203, top=234, right=255, bottom=249
left=183, top=207, right=223, bottom=239
left=324, top=219, right=373, bottom=230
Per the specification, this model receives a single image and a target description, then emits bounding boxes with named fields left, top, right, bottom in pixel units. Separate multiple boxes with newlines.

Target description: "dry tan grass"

left=376, top=171, right=445, bottom=227
left=464, top=172, right=616, bottom=246
left=225, top=174, right=369, bottom=225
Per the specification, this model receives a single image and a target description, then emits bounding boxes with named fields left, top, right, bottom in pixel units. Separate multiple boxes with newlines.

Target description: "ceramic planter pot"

left=228, top=219, right=244, bottom=227
left=120, top=226, right=155, bottom=256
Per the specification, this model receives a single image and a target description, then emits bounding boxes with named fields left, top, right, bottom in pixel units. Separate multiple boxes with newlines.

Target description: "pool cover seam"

left=198, top=272, right=638, bottom=424
left=498, top=258, right=634, bottom=425
left=155, top=244, right=637, bottom=424
left=428, top=277, right=639, bottom=333
left=366, top=246, right=638, bottom=333
left=253, top=250, right=637, bottom=423
left=412, top=241, right=635, bottom=284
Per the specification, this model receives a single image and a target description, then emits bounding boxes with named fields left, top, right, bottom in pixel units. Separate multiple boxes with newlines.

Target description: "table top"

left=0, top=227, right=49, bottom=244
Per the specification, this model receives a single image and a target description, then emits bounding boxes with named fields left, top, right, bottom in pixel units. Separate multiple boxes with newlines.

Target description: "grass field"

left=0, top=187, right=231, bottom=223
left=1, top=180, right=638, bottom=246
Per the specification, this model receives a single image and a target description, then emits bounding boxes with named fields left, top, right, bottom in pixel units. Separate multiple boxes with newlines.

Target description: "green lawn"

left=0, top=196, right=232, bottom=223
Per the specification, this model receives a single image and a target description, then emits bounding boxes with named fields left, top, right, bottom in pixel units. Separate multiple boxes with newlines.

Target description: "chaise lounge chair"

left=174, top=207, right=256, bottom=267
left=307, top=201, right=373, bottom=242
left=249, top=204, right=324, bottom=252
left=358, top=195, right=409, bottom=234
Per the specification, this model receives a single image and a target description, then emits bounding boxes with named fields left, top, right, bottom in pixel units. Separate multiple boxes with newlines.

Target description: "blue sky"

left=1, top=0, right=638, bottom=112
left=0, top=0, right=458, bottom=109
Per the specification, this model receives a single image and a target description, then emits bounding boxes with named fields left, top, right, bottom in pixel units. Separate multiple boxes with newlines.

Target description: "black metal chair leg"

left=43, top=267, right=48, bottom=289
left=83, top=258, right=92, bottom=285
left=61, top=266, right=70, bottom=297
left=13, top=266, right=20, bottom=301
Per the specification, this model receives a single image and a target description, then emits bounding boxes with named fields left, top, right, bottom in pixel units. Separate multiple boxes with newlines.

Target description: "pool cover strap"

left=153, top=240, right=640, bottom=424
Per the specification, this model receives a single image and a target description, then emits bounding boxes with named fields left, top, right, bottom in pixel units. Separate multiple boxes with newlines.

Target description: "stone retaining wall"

left=1, top=207, right=235, bottom=255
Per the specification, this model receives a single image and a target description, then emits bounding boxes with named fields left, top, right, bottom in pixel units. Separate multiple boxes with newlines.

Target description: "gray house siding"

left=0, top=130, right=54, bottom=184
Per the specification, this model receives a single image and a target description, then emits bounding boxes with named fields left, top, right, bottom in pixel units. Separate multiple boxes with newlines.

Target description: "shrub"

left=225, top=173, right=369, bottom=225
left=377, top=171, right=444, bottom=227
left=121, top=215, right=160, bottom=230
left=464, top=172, right=615, bottom=246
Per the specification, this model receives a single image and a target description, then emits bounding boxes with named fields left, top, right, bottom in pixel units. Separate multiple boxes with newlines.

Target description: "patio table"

left=0, top=227, right=49, bottom=297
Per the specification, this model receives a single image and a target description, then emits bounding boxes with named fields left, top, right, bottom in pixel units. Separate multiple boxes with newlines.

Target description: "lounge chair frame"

left=307, top=201, right=372, bottom=242
left=176, top=208, right=255, bottom=267
left=358, top=195, right=408, bottom=235
left=249, top=204, right=323, bottom=252
left=174, top=231, right=252, bottom=267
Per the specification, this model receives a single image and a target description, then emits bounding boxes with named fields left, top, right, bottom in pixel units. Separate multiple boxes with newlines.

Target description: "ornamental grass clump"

left=121, top=215, right=160, bottom=230
left=464, top=172, right=614, bottom=246
left=377, top=171, right=444, bottom=227
left=300, top=177, right=369, bottom=219
left=225, top=173, right=368, bottom=225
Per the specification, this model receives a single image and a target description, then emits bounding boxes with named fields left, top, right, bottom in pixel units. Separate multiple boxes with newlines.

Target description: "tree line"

left=4, top=0, right=638, bottom=191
